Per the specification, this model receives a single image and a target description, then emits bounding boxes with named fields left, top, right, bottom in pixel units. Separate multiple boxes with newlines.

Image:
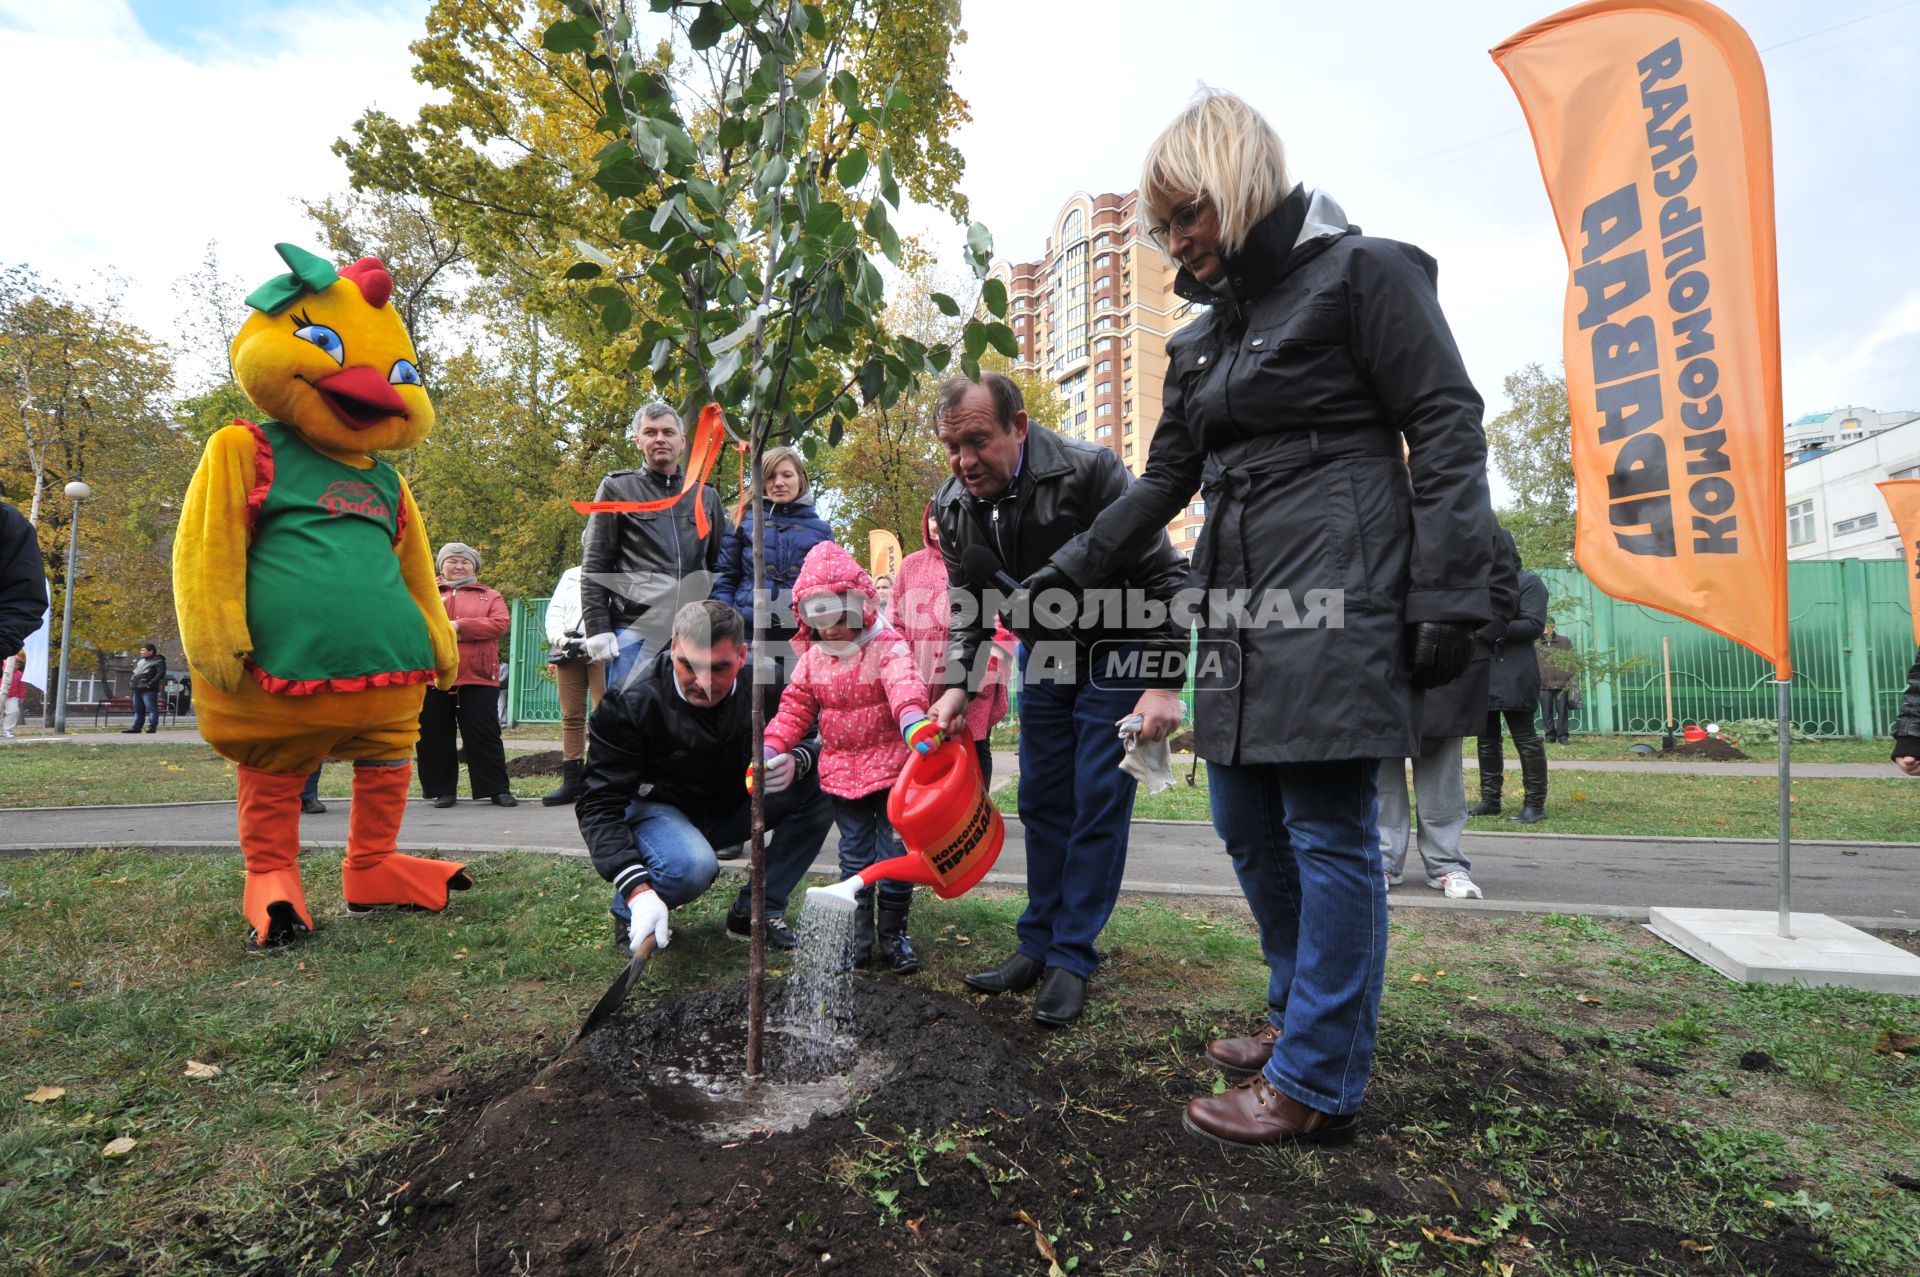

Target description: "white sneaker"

left=1428, top=871, right=1484, bottom=900
left=1383, top=870, right=1402, bottom=889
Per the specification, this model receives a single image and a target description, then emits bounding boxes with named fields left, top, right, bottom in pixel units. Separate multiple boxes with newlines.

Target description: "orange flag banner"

left=1876, top=480, right=1920, bottom=647
left=572, top=404, right=729, bottom=538
left=1493, top=0, right=1790, bottom=678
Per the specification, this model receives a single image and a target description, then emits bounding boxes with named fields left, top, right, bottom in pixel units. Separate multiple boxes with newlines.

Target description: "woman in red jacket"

left=417, top=543, right=515, bottom=808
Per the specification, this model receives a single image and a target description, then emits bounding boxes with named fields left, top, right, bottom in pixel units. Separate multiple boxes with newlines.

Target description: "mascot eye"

left=294, top=323, right=345, bottom=365
left=389, top=358, right=424, bottom=387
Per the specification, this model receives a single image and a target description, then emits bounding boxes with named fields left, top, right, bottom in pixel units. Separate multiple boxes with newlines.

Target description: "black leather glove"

left=1021, top=561, right=1075, bottom=598
left=1408, top=621, right=1474, bottom=689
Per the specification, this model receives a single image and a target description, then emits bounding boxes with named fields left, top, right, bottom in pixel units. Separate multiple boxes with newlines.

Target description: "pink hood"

left=789, top=540, right=877, bottom=652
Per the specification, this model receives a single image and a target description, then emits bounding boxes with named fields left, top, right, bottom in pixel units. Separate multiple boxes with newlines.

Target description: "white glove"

left=584, top=632, right=620, bottom=664
left=762, top=749, right=797, bottom=794
left=627, top=887, right=671, bottom=952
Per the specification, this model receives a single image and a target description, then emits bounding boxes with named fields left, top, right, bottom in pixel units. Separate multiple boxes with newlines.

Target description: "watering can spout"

left=804, top=875, right=865, bottom=910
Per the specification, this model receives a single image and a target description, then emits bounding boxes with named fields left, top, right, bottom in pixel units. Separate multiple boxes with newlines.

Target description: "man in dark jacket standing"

left=126, top=643, right=167, bottom=733
left=578, top=600, right=833, bottom=951
left=1471, top=558, right=1549, bottom=822
left=580, top=403, right=729, bottom=692
left=926, top=373, right=1191, bottom=1027
left=0, top=499, right=47, bottom=663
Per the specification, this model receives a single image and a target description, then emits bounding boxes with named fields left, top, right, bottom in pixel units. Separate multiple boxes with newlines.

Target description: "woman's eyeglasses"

left=1147, top=197, right=1210, bottom=248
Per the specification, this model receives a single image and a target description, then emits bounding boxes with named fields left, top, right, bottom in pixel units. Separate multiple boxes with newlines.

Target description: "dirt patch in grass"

left=380, top=978, right=1838, bottom=1277
left=1665, top=737, right=1753, bottom=761
left=504, top=749, right=566, bottom=779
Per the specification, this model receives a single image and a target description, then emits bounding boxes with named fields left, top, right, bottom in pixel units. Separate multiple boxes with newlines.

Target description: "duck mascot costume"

left=174, top=243, right=471, bottom=954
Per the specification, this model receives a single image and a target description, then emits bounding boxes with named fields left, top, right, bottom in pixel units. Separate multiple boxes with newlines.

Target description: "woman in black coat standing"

left=1042, top=90, right=1495, bottom=1148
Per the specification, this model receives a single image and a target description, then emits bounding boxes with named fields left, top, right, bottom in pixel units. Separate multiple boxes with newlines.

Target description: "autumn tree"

left=1487, top=362, right=1576, bottom=571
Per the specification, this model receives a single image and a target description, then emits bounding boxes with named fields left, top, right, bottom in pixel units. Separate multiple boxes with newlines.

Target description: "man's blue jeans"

left=833, top=791, right=913, bottom=910
left=604, top=628, right=652, bottom=693
left=130, top=689, right=159, bottom=731
left=1011, top=645, right=1142, bottom=980
left=609, top=768, right=833, bottom=922
left=1209, top=759, right=1386, bottom=1117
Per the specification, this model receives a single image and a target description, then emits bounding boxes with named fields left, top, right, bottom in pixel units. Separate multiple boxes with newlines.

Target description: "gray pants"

left=1376, top=737, right=1471, bottom=881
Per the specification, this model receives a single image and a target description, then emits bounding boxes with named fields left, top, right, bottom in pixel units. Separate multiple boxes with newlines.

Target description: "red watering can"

left=809, top=735, right=1004, bottom=907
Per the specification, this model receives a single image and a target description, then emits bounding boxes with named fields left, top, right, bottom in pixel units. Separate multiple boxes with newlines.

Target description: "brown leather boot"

left=1182, top=1076, right=1358, bottom=1149
left=1204, top=1023, right=1281, bottom=1081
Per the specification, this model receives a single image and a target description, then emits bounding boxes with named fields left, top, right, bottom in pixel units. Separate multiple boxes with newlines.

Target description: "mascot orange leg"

left=237, top=764, right=316, bottom=952
left=341, top=760, right=471, bottom=913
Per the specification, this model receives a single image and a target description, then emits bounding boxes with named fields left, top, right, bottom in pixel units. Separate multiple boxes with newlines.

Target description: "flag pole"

left=1776, top=677, right=1792, bottom=938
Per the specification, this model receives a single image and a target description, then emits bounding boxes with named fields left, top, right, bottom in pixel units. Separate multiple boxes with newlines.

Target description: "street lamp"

left=51, top=479, right=92, bottom=734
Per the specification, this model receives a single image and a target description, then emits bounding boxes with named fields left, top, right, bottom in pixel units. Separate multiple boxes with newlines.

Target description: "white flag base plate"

left=1647, top=908, right=1920, bottom=996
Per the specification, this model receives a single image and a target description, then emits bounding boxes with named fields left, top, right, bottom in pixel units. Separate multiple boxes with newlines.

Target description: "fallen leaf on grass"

left=24, top=1085, right=65, bottom=1104
left=1013, top=1209, right=1068, bottom=1277
left=1871, top=1030, right=1919, bottom=1055
left=1408, top=973, right=1431, bottom=984
left=183, top=1061, right=221, bottom=1079
left=1679, top=1239, right=1715, bottom=1254
left=101, top=1137, right=137, bottom=1159
left=1576, top=994, right=1603, bottom=1006
left=1420, top=1225, right=1484, bottom=1246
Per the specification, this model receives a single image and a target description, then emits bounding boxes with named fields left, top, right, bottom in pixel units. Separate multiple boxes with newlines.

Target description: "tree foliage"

left=1487, top=362, right=1576, bottom=572
left=0, top=268, right=195, bottom=671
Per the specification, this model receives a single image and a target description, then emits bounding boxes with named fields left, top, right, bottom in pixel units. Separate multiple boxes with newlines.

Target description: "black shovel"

left=571, top=935, right=659, bottom=1046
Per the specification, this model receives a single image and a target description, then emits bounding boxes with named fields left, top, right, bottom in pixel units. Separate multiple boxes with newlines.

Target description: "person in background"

left=417, top=543, right=515, bottom=808
left=872, top=572, right=895, bottom=618
left=1032, top=90, right=1494, bottom=1144
left=892, top=498, right=1013, bottom=784
left=126, top=643, right=167, bottom=734
left=300, top=763, right=327, bottom=816
left=1890, top=649, right=1920, bottom=776
left=762, top=541, right=934, bottom=974
left=579, top=599, right=834, bottom=953
left=1537, top=616, right=1575, bottom=745
left=540, top=564, right=605, bottom=806
left=580, top=403, right=728, bottom=690
left=1471, top=553, right=1549, bottom=823
left=1378, top=527, right=1519, bottom=902
left=0, top=497, right=47, bottom=666
left=711, top=444, right=832, bottom=658
left=3, top=650, right=23, bottom=739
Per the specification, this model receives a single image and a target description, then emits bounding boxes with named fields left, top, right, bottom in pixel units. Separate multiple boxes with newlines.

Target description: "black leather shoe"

left=430, top=795, right=456, bottom=809
left=1467, top=798, right=1501, bottom=817
left=962, top=952, right=1043, bottom=995
left=1510, top=805, right=1546, bottom=824
left=301, top=797, right=327, bottom=815
left=490, top=793, right=519, bottom=807
left=1032, top=967, right=1087, bottom=1026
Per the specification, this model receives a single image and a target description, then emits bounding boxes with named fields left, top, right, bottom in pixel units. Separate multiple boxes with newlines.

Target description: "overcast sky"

left=4, top=0, right=1917, bottom=429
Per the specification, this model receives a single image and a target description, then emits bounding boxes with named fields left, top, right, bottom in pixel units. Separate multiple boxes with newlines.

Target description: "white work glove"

left=584, top=632, right=620, bottom=663
left=762, top=749, right=797, bottom=794
left=627, top=887, right=671, bottom=953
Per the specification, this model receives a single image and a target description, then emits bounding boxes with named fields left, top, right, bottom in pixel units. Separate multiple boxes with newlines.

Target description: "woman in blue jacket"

left=711, top=445, right=832, bottom=656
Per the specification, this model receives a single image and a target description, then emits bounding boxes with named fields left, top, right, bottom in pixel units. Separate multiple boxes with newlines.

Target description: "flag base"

left=1647, top=907, right=1920, bottom=996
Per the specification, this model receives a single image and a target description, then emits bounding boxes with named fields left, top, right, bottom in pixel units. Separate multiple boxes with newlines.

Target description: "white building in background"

left=1784, top=405, right=1920, bottom=458
left=1785, top=413, right=1920, bottom=561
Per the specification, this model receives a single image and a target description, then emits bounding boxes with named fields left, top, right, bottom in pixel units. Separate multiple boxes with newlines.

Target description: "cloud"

left=0, top=0, right=429, bottom=372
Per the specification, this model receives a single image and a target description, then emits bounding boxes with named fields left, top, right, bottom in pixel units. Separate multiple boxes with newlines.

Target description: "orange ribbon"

left=571, top=403, right=730, bottom=538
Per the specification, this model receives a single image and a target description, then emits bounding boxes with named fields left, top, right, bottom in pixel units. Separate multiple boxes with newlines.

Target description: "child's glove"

left=902, top=717, right=943, bottom=755
left=745, top=747, right=796, bottom=793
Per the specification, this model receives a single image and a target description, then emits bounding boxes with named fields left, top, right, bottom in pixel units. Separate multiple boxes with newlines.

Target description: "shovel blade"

left=573, top=935, right=659, bottom=1046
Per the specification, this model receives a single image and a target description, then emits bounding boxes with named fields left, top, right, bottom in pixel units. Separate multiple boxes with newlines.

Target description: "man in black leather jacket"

left=579, top=403, right=729, bottom=690
left=925, top=372, right=1192, bottom=1026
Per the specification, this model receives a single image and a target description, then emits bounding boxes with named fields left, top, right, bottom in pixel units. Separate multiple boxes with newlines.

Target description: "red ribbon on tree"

left=571, top=404, right=730, bottom=538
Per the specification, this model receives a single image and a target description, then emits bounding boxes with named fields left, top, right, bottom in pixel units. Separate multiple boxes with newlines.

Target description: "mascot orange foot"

left=175, top=243, right=471, bottom=954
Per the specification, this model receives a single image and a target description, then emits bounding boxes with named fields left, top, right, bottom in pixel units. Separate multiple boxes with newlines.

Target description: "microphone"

left=959, top=546, right=1076, bottom=647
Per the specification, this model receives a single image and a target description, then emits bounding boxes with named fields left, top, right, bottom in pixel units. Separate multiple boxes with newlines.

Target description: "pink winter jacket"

left=763, top=541, right=929, bottom=799
left=890, top=547, right=1012, bottom=743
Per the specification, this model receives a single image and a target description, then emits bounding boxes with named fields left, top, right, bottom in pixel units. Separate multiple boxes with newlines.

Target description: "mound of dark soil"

left=505, top=749, right=566, bottom=778
left=1665, top=736, right=1751, bottom=761
left=380, top=985, right=1836, bottom=1277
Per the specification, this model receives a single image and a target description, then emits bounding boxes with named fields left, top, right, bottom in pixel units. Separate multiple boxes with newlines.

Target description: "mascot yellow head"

left=231, top=243, right=434, bottom=456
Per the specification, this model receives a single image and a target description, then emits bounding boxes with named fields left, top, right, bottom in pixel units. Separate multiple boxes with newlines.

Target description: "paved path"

left=4, top=794, right=1915, bottom=929
left=3, top=729, right=1897, bottom=777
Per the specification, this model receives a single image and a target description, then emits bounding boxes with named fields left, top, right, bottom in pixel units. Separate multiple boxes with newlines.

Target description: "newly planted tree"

left=539, top=0, right=1016, bottom=1070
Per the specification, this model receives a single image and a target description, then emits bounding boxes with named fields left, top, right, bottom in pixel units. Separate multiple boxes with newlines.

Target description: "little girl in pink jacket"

left=763, top=540, right=937, bottom=973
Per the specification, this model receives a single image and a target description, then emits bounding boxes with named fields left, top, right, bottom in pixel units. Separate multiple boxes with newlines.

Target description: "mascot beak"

left=313, top=366, right=409, bottom=430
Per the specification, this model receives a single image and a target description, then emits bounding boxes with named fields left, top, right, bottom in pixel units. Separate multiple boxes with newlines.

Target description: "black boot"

left=846, top=891, right=876, bottom=971
left=1032, top=967, right=1088, bottom=1026
left=1471, top=725, right=1503, bottom=816
left=963, top=952, right=1043, bottom=994
left=1511, top=718, right=1548, bottom=824
left=877, top=902, right=920, bottom=975
left=540, top=759, right=584, bottom=807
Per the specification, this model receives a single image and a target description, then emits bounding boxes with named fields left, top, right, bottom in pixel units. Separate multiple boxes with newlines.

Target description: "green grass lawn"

left=0, top=744, right=560, bottom=808
left=1541, top=733, right=1894, bottom=765
left=1, top=849, right=1915, bottom=1274
left=995, top=764, right=1920, bottom=841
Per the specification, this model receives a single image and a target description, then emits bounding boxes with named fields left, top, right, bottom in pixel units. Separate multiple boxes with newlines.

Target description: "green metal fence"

left=506, top=563, right=1920, bottom=738
left=1539, top=560, right=1915, bottom=739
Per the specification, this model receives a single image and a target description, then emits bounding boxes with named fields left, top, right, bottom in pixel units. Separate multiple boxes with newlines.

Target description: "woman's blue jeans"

left=1209, top=758, right=1386, bottom=1117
